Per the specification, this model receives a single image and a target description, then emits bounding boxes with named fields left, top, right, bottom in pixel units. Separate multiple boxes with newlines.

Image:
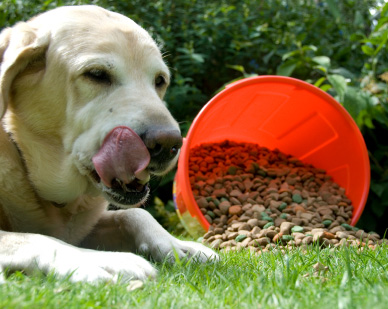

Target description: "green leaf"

left=343, top=87, right=366, bottom=119
left=373, top=110, right=388, bottom=126
left=382, top=2, right=388, bottom=16
left=329, top=68, right=355, bottom=79
left=375, top=3, right=388, bottom=31
left=364, top=117, right=375, bottom=129
left=314, top=77, right=326, bottom=88
left=314, top=66, right=327, bottom=74
left=263, top=50, right=275, bottom=64
left=320, top=84, right=332, bottom=92
left=327, top=74, right=347, bottom=100
left=312, top=56, right=331, bottom=69
left=215, top=73, right=258, bottom=94
left=375, top=16, right=388, bottom=32
left=226, top=64, right=245, bottom=74
left=362, top=44, right=375, bottom=56
left=374, top=28, right=388, bottom=55
left=354, top=11, right=364, bottom=27
left=191, top=53, right=205, bottom=63
left=383, top=102, right=388, bottom=113
left=276, top=60, right=297, bottom=77
left=282, top=50, right=299, bottom=61
left=371, top=183, right=387, bottom=197
left=326, top=0, right=341, bottom=21
left=356, top=110, right=375, bottom=129
left=301, top=45, right=317, bottom=52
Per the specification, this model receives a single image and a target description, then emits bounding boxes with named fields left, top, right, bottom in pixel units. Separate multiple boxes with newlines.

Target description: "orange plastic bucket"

left=173, top=76, right=370, bottom=237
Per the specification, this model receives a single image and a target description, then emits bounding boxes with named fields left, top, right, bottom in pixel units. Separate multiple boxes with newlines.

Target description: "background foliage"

left=1, top=0, right=387, bottom=235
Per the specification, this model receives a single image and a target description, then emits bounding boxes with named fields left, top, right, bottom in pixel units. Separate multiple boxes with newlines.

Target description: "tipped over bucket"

left=173, top=76, right=370, bottom=237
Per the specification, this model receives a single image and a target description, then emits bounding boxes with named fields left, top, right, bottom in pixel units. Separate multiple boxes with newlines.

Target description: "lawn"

left=1, top=243, right=388, bottom=308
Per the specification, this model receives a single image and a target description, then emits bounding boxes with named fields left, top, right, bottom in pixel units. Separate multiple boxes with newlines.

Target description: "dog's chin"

left=102, top=184, right=150, bottom=208
left=89, top=170, right=150, bottom=208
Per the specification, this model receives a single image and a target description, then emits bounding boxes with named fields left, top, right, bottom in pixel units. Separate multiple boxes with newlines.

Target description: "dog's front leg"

left=81, top=209, right=219, bottom=263
left=0, top=231, right=157, bottom=283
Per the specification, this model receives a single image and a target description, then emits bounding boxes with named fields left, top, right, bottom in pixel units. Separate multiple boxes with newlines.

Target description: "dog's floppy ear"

left=0, top=22, right=49, bottom=119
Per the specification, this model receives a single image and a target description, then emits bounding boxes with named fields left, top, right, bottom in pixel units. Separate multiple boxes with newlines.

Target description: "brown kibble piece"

left=228, top=205, right=243, bottom=216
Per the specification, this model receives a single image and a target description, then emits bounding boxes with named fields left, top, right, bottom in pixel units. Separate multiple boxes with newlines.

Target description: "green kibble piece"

left=213, top=199, right=220, bottom=206
left=220, top=197, right=228, bottom=202
left=207, top=211, right=215, bottom=219
left=305, top=233, right=313, bottom=237
left=292, top=193, right=303, bottom=203
left=235, top=234, right=247, bottom=242
left=206, top=197, right=213, bottom=201
left=228, top=166, right=238, bottom=175
left=341, top=223, right=353, bottom=231
left=322, top=220, right=332, bottom=227
left=257, top=169, right=267, bottom=177
left=251, top=162, right=260, bottom=171
left=282, top=235, right=294, bottom=241
left=264, top=216, right=273, bottom=222
left=279, top=202, right=287, bottom=211
left=280, top=213, right=288, bottom=219
left=291, top=225, right=304, bottom=233
left=261, top=212, right=273, bottom=221
left=263, top=222, right=274, bottom=229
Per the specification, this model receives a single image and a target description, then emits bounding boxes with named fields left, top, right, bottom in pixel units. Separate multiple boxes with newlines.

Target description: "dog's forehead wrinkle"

left=74, top=57, right=117, bottom=74
left=36, top=10, right=160, bottom=68
left=31, top=5, right=147, bottom=37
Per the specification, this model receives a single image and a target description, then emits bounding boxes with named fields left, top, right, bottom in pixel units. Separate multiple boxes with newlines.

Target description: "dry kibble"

left=190, top=141, right=383, bottom=252
left=228, top=205, right=243, bottom=216
left=280, top=222, right=295, bottom=235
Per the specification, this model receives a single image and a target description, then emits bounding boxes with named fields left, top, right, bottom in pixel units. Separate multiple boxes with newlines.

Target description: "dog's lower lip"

left=90, top=169, right=149, bottom=205
left=91, top=170, right=100, bottom=182
left=111, top=177, right=146, bottom=193
left=104, top=183, right=150, bottom=205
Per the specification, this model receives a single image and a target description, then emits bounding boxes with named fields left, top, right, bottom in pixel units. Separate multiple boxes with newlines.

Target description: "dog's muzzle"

left=92, top=125, right=182, bottom=206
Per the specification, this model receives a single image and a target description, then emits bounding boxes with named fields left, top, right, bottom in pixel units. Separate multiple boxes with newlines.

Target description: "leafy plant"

left=1, top=0, right=387, bottom=234
left=301, top=3, right=388, bottom=233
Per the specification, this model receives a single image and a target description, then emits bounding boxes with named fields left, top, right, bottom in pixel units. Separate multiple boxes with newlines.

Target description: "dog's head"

left=0, top=5, right=182, bottom=207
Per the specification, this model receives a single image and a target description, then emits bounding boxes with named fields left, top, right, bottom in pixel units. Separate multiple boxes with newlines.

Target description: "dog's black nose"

left=142, top=128, right=183, bottom=160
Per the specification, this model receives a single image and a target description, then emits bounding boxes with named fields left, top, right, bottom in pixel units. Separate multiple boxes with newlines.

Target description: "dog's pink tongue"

left=92, top=126, right=150, bottom=187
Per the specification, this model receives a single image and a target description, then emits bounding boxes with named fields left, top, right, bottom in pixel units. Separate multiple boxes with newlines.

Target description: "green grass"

left=1, top=244, right=388, bottom=308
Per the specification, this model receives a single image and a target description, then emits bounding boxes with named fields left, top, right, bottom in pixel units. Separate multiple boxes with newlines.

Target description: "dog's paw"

left=173, top=240, right=220, bottom=263
left=52, top=250, right=157, bottom=283
left=118, top=208, right=219, bottom=264
left=0, top=267, right=5, bottom=284
left=94, top=251, right=158, bottom=282
left=139, top=237, right=220, bottom=263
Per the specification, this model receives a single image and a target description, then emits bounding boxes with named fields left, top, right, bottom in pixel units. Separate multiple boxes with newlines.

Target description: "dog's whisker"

left=161, top=52, right=171, bottom=59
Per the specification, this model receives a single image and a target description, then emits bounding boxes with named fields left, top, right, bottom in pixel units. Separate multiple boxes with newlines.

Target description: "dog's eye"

left=155, top=75, right=166, bottom=88
left=84, top=69, right=112, bottom=85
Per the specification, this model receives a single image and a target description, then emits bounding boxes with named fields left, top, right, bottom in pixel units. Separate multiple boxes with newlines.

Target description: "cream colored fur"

left=0, top=5, right=218, bottom=283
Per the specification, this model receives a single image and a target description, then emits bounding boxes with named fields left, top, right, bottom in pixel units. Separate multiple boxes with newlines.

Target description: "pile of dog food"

left=188, top=140, right=385, bottom=253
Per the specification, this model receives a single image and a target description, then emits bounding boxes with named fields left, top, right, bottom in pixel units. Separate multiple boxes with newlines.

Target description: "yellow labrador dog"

left=0, top=5, right=218, bottom=283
